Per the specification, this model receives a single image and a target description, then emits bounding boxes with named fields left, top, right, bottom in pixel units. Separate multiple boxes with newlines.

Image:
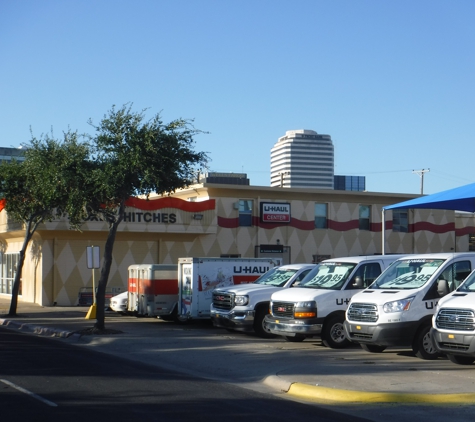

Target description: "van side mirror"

left=437, top=279, right=449, bottom=297
left=352, top=276, right=364, bottom=289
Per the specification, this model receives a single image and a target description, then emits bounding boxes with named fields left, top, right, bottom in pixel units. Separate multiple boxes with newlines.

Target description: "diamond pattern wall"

left=1, top=189, right=473, bottom=306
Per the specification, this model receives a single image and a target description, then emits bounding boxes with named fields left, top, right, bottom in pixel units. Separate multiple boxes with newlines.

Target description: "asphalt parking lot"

left=2, top=298, right=475, bottom=422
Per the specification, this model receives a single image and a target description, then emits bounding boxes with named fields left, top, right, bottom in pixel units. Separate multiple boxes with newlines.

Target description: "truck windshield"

left=298, top=262, right=356, bottom=290
left=370, top=258, right=445, bottom=290
left=253, top=267, right=300, bottom=287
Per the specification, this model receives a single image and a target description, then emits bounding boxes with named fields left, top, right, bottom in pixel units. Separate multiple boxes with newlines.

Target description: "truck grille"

left=271, top=301, right=294, bottom=318
left=212, top=292, right=234, bottom=310
left=435, top=308, right=475, bottom=331
left=347, top=303, right=378, bottom=323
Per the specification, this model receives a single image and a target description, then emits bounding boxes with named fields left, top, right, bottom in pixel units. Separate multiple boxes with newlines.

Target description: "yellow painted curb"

left=287, top=382, right=475, bottom=404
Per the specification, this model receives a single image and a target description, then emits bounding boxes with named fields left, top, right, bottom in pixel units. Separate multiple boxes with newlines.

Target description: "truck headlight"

left=383, top=297, right=414, bottom=313
left=234, top=295, right=249, bottom=306
left=294, top=301, right=317, bottom=318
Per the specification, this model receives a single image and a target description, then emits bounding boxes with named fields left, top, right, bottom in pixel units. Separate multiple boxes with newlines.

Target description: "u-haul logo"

left=260, top=202, right=291, bottom=223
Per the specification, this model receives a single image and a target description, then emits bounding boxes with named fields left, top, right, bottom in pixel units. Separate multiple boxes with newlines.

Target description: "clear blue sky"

left=1, top=0, right=474, bottom=195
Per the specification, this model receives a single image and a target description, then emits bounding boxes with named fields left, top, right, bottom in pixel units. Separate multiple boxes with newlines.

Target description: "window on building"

left=469, top=234, right=475, bottom=252
left=315, top=203, right=328, bottom=229
left=0, top=253, right=20, bottom=295
left=239, top=200, right=253, bottom=226
left=392, top=209, right=409, bottom=232
left=359, top=205, right=370, bottom=230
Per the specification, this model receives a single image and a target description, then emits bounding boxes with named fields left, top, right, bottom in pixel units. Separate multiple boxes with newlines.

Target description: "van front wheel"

left=413, top=324, right=440, bottom=360
left=322, top=315, right=351, bottom=349
left=253, top=307, right=275, bottom=338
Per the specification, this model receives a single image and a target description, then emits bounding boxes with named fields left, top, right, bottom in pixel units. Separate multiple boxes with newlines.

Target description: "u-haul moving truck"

left=344, top=253, right=475, bottom=360
left=127, top=264, right=178, bottom=320
left=177, top=257, right=281, bottom=321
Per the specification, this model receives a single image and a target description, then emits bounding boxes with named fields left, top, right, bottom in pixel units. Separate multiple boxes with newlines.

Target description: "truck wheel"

left=284, top=335, right=306, bottom=342
left=447, top=354, right=475, bottom=365
left=158, top=306, right=177, bottom=322
left=253, top=307, right=275, bottom=338
left=360, top=343, right=386, bottom=353
left=322, top=315, right=351, bottom=349
left=413, top=324, right=440, bottom=360
left=173, top=307, right=190, bottom=324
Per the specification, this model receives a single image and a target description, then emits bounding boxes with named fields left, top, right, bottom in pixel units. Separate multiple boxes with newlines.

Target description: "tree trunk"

left=8, top=219, right=36, bottom=316
left=94, top=203, right=125, bottom=330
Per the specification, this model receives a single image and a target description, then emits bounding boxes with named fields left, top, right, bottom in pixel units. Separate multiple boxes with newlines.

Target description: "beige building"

left=0, top=183, right=474, bottom=306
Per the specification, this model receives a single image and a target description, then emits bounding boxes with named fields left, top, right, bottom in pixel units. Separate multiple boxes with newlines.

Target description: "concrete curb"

left=0, top=318, right=74, bottom=339
left=286, top=382, right=475, bottom=404
left=262, top=375, right=292, bottom=392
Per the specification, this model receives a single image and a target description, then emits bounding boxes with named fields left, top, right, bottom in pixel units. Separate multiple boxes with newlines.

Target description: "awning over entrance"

left=383, top=182, right=475, bottom=213
left=382, top=182, right=475, bottom=254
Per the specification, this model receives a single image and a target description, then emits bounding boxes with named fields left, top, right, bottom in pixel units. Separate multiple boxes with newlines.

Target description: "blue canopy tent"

left=381, top=182, right=475, bottom=254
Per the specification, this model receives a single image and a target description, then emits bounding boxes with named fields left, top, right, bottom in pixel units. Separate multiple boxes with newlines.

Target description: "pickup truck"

left=211, top=263, right=316, bottom=337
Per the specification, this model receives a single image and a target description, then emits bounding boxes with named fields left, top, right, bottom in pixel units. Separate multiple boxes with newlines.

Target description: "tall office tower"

left=270, top=129, right=334, bottom=188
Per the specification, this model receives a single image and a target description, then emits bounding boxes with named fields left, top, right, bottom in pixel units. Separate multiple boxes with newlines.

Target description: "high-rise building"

left=270, top=130, right=334, bottom=189
left=0, top=147, right=26, bottom=163
left=334, top=175, right=366, bottom=191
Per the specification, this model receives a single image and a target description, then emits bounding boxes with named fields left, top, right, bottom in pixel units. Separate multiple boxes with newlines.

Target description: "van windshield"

left=254, top=267, right=299, bottom=287
left=298, top=262, right=356, bottom=290
left=456, top=270, right=475, bottom=292
left=370, top=258, right=445, bottom=290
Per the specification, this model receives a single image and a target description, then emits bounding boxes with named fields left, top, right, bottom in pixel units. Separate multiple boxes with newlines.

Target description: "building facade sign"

left=260, top=202, right=291, bottom=223
left=259, top=244, right=284, bottom=253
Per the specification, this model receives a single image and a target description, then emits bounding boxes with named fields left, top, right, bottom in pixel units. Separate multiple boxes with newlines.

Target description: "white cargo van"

left=210, top=263, right=316, bottom=337
left=344, top=253, right=475, bottom=360
left=431, top=268, right=475, bottom=365
left=264, top=255, right=405, bottom=348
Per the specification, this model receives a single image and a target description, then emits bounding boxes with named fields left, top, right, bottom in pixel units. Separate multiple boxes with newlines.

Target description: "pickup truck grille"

left=347, top=303, right=378, bottom=323
left=435, top=308, right=475, bottom=331
left=212, top=292, right=234, bottom=310
left=271, top=301, right=294, bottom=318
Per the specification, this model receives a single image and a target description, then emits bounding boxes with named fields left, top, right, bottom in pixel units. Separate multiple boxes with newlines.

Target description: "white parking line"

left=0, top=379, right=58, bottom=407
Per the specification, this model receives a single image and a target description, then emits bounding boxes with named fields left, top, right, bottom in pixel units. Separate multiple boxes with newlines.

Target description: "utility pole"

left=413, top=169, right=430, bottom=194
left=279, top=171, right=289, bottom=188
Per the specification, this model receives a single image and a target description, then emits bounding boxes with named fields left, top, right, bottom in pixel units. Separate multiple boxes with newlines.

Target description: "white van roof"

left=277, top=263, right=317, bottom=270
left=322, top=255, right=408, bottom=264
left=387, top=252, right=475, bottom=261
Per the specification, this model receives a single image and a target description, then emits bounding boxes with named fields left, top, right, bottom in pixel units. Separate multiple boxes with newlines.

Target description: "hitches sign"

left=260, top=202, right=291, bottom=223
